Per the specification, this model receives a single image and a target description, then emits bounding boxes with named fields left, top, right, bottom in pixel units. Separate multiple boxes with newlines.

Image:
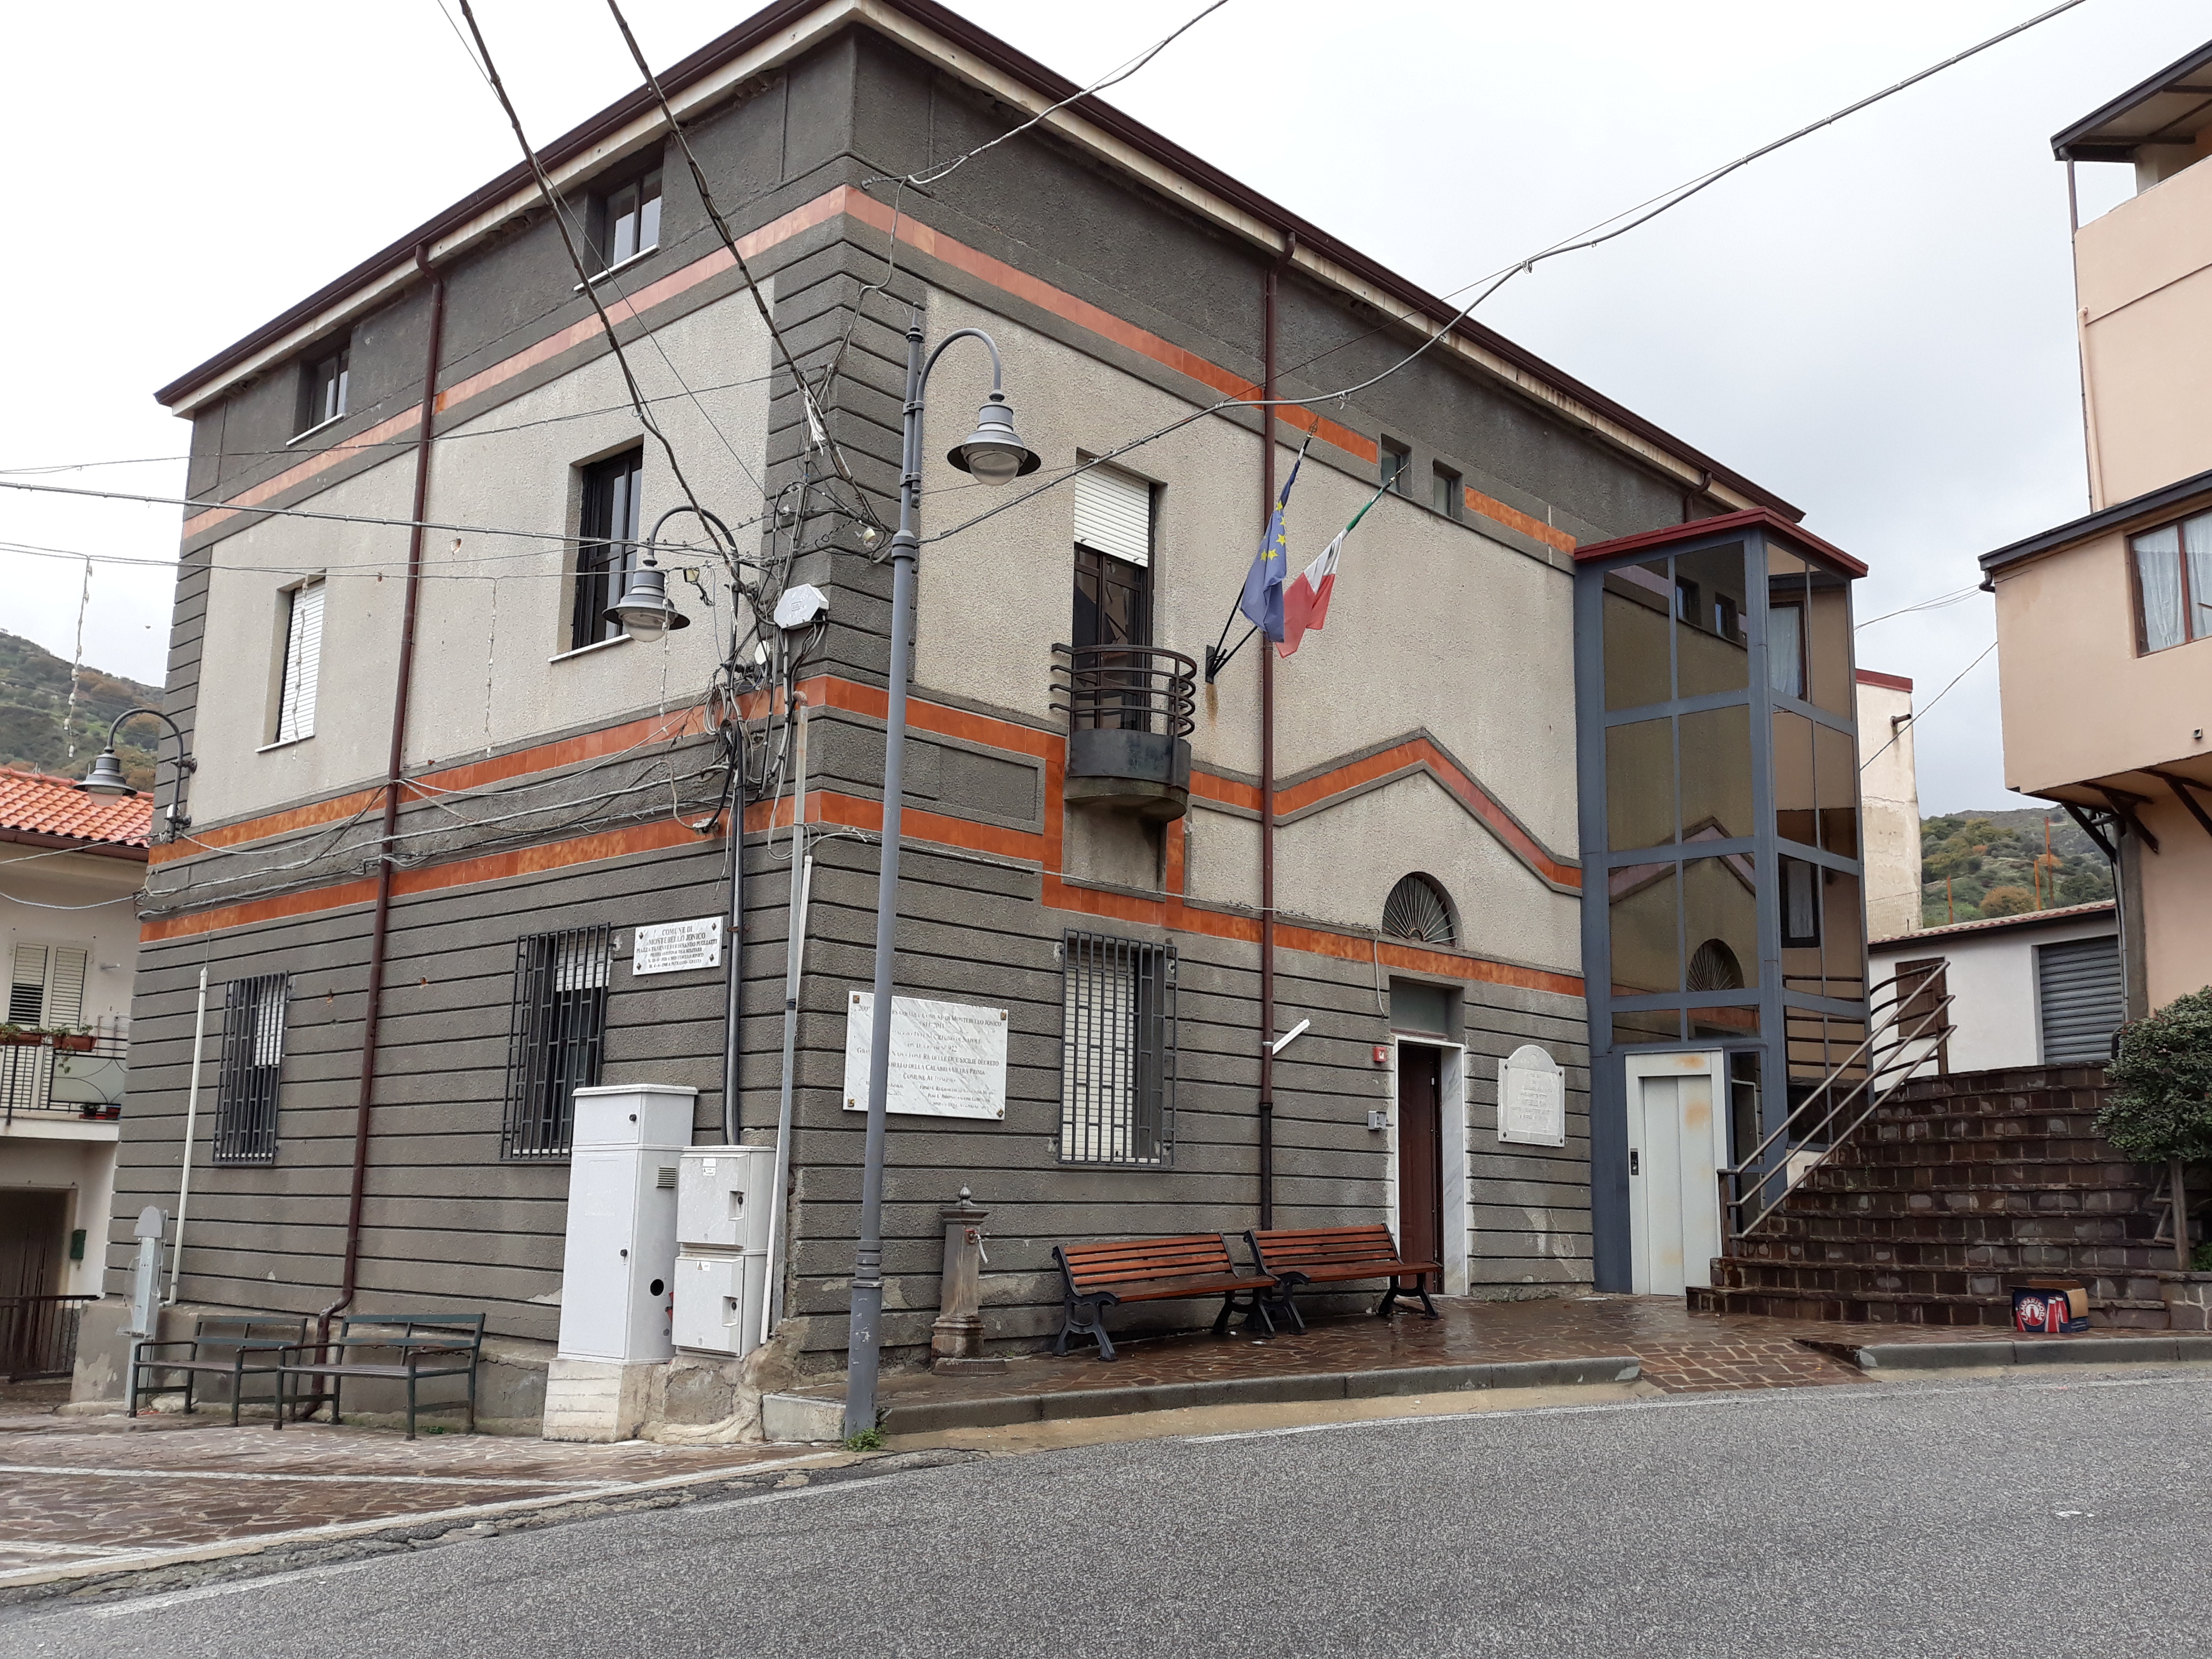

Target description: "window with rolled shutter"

left=1074, top=465, right=1150, bottom=567
left=8, top=944, right=85, bottom=1026
left=274, top=580, right=324, bottom=743
left=2037, top=936, right=2124, bottom=1064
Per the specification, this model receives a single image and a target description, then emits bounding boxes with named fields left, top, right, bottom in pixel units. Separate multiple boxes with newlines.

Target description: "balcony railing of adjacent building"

left=1, top=1033, right=129, bottom=1129
left=1050, top=643, right=1198, bottom=822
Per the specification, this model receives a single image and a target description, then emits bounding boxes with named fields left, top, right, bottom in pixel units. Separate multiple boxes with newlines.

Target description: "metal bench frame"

left=1245, top=1224, right=1443, bottom=1330
left=274, top=1313, right=484, bottom=1439
left=128, top=1316, right=305, bottom=1425
left=1053, top=1234, right=1279, bottom=1362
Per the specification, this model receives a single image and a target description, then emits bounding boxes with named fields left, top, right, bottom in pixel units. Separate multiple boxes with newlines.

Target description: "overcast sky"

left=3, top=0, right=2201, bottom=811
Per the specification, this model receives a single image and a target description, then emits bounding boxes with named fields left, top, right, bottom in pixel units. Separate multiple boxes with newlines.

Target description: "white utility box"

left=671, top=1145, right=774, bottom=1357
left=555, top=1085, right=694, bottom=1364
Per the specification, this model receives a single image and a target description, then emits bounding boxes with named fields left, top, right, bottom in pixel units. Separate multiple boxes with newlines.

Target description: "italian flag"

left=1279, top=485, right=1384, bottom=657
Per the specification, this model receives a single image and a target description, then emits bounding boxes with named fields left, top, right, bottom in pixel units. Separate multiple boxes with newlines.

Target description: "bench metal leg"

left=1377, top=1274, right=1440, bottom=1320
left=466, top=1366, right=477, bottom=1436
left=1057, top=1295, right=1116, bottom=1362
left=406, top=1373, right=417, bottom=1441
left=1220, top=1290, right=1276, bottom=1339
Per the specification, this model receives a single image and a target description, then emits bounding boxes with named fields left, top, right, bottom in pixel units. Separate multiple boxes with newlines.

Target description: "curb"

left=1854, top=1334, right=2212, bottom=1372
left=766, top=1355, right=1643, bottom=1441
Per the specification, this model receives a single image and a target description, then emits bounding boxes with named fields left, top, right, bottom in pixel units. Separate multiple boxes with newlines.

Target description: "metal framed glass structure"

left=1572, top=509, right=1868, bottom=1289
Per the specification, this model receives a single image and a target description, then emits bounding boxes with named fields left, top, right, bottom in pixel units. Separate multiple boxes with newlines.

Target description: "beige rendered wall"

left=2137, top=792, right=2212, bottom=1010
left=2076, top=151, right=2212, bottom=505
left=1989, top=528, right=2212, bottom=793
left=184, top=290, right=772, bottom=825
left=910, top=288, right=1580, bottom=962
left=1856, top=678, right=1920, bottom=940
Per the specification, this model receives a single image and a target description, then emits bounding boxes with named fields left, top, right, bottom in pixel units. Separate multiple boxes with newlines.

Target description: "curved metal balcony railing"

left=1050, top=645, right=1197, bottom=821
left=1050, top=644, right=1198, bottom=738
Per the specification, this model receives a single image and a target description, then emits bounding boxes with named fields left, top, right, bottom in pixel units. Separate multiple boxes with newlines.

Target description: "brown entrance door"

left=1397, top=1045, right=1444, bottom=1266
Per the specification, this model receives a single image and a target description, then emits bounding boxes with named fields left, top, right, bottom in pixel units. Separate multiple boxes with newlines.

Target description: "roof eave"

left=2050, top=38, right=2212, bottom=160
left=1979, top=462, right=2212, bottom=576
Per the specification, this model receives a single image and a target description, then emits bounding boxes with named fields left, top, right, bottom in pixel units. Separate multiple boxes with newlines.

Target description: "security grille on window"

left=273, top=579, right=324, bottom=744
left=214, top=974, right=288, bottom=1165
left=502, top=925, right=612, bottom=1159
left=1059, top=930, right=1175, bottom=1166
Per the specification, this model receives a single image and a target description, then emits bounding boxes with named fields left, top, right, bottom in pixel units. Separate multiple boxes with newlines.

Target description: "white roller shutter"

left=2037, top=936, right=2124, bottom=1064
left=274, top=580, right=324, bottom=743
left=1074, top=465, right=1151, bottom=567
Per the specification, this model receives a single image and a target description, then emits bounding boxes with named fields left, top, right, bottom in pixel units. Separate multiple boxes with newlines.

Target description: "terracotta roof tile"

left=0, top=766, right=154, bottom=851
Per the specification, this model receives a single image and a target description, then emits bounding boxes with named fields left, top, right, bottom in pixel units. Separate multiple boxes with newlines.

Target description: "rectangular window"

left=1767, top=602, right=1805, bottom=699
left=596, top=167, right=663, bottom=272
left=1675, top=576, right=1701, bottom=627
left=3, top=944, right=86, bottom=1115
left=1380, top=438, right=1411, bottom=495
left=273, top=580, right=324, bottom=744
left=572, top=449, right=645, bottom=651
left=1073, top=463, right=1153, bottom=649
left=1058, top=930, right=1175, bottom=1165
left=214, top=974, right=288, bottom=1165
left=502, top=925, right=611, bottom=1159
left=2131, top=511, right=2212, bottom=653
left=298, top=341, right=349, bottom=434
left=1432, top=463, right=1461, bottom=519
left=1780, top=857, right=1822, bottom=948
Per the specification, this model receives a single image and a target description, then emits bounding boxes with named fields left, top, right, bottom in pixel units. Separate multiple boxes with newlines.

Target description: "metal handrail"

left=1050, top=643, right=1198, bottom=739
left=0, top=1033, right=130, bottom=1126
left=1, top=1293, right=98, bottom=1381
left=1718, top=972, right=1956, bottom=1240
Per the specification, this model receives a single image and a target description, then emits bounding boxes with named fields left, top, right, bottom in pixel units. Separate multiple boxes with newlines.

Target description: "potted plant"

left=51, top=1028, right=96, bottom=1052
left=2102, top=986, right=2212, bottom=1273
left=0, top=1025, right=39, bottom=1047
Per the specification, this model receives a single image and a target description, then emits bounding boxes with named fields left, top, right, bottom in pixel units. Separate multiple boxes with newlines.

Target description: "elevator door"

left=1628, top=1069, right=1725, bottom=1296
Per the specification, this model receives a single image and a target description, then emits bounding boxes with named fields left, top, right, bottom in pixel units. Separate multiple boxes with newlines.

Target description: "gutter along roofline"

left=1870, top=899, right=2116, bottom=948
left=1572, top=506, right=1865, bottom=578
left=2050, top=39, right=2212, bottom=160
left=150, top=0, right=1796, bottom=518
left=1978, top=462, right=2212, bottom=576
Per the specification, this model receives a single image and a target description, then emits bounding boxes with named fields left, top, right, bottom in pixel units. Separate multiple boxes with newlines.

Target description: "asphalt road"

left=14, top=1369, right=2211, bottom=1658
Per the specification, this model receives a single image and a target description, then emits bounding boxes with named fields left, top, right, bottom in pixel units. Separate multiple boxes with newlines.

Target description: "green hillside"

left=1922, top=806, right=2113, bottom=926
left=0, top=630, right=165, bottom=791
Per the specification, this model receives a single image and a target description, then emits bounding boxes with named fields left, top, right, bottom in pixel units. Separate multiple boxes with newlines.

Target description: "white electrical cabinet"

left=556, top=1085, right=694, bottom=1364
left=671, top=1145, right=774, bottom=1358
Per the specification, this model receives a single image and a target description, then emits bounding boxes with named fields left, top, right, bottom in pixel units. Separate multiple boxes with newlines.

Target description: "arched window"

left=1382, top=873, right=1456, bottom=946
left=1687, top=938, right=1745, bottom=992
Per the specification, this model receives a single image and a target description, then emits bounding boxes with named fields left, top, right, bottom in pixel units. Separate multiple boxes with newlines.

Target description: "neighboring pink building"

left=1980, top=41, right=2212, bottom=1018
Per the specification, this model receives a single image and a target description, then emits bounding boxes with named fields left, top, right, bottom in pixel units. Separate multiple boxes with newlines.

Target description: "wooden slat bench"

left=274, top=1313, right=484, bottom=1439
left=1246, top=1224, right=1443, bottom=1329
left=129, top=1316, right=304, bottom=1425
left=1053, top=1234, right=1279, bottom=1361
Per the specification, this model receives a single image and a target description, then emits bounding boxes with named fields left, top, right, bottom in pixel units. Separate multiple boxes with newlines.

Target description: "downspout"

left=319, top=250, right=445, bottom=1341
left=720, top=701, right=745, bottom=1145
left=764, top=690, right=810, bottom=1342
left=1257, top=243, right=1288, bottom=1229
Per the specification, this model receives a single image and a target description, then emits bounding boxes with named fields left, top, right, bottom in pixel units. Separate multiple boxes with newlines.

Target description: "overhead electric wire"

left=1859, top=638, right=1999, bottom=774
left=1855, top=584, right=1985, bottom=629
left=913, top=0, right=2092, bottom=551
left=454, top=0, right=733, bottom=577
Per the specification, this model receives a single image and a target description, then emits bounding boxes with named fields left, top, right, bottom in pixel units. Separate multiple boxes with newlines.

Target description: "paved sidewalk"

left=780, top=1294, right=2031, bottom=1434
left=0, top=1394, right=818, bottom=1587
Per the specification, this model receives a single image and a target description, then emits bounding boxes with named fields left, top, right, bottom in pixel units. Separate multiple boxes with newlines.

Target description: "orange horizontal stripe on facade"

left=150, top=787, right=385, bottom=867
left=836, top=188, right=1377, bottom=464
left=1274, top=740, right=1580, bottom=890
left=182, top=185, right=1377, bottom=549
left=1464, top=485, right=1575, bottom=555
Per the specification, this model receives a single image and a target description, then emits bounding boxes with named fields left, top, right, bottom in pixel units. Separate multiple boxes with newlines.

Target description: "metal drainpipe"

left=1257, top=243, right=1286, bottom=1229
left=318, top=251, right=445, bottom=1344
left=720, top=705, right=745, bottom=1145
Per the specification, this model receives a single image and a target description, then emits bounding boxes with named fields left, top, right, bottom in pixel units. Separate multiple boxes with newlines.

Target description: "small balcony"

left=1, top=1033, right=128, bottom=1131
left=1051, top=644, right=1196, bottom=822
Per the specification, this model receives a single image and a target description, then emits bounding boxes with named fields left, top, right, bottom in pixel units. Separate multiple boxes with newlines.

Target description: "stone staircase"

left=1690, top=1064, right=2176, bottom=1329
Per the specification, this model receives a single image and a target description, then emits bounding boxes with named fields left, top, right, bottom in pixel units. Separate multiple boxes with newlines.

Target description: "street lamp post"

left=845, top=316, right=1038, bottom=1439
left=74, top=705, right=196, bottom=841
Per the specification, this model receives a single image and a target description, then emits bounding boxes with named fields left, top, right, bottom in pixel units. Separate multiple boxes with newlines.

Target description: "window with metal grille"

left=502, top=925, right=612, bottom=1159
left=1058, top=930, right=1175, bottom=1166
left=1382, top=873, right=1456, bottom=946
left=213, top=974, right=288, bottom=1165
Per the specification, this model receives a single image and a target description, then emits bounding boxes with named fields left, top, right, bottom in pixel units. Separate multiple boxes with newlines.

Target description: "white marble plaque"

left=632, top=917, right=722, bottom=976
left=842, top=992, right=1008, bottom=1120
left=1498, top=1044, right=1566, bottom=1146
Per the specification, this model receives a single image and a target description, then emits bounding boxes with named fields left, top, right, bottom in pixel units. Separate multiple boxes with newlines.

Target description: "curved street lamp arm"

left=104, top=706, right=195, bottom=771
left=918, top=327, right=1005, bottom=399
left=644, top=505, right=740, bottom=568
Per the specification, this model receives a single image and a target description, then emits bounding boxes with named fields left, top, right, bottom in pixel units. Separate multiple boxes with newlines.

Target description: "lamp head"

left=76, top=749, right=137, bottom=798
left=948, top=391, right=1040, bottom=486
left=606, top=563, right=690, bottom=641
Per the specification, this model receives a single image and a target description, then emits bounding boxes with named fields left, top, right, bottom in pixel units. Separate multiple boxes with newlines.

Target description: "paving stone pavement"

left=791, top=1292, right=2011, bottom=1415
left=0, top=1393, right=806, bottom=1581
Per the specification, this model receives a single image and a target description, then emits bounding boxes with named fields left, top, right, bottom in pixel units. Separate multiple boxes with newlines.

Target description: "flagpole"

left=1258, top=247, right=1283, bottom=1231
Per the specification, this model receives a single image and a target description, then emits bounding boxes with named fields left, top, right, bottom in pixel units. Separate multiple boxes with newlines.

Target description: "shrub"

left=1978, top=886, right=2035, bottom=917
left=2100, top=987, right=2212, bottom=1165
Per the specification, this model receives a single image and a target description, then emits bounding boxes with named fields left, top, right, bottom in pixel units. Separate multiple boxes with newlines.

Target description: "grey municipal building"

left=74, top=0, right=1871, bottom=1432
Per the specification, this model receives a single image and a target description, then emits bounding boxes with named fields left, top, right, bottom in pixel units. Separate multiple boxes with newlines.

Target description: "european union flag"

left=1237, top=446, right=1306, bottom=642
